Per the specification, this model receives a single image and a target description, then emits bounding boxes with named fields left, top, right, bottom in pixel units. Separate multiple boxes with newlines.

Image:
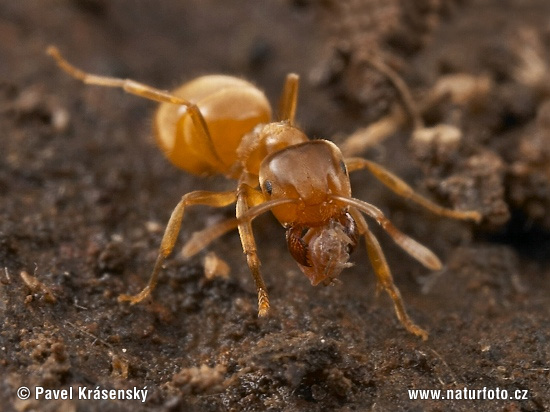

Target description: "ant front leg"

left=350, top=209, right=429, bottom=340
left=119, top=190, right=236, bottom=304
left=236, top=178, right=271, bottom=317
left=345, top=157, right=482, bottom=222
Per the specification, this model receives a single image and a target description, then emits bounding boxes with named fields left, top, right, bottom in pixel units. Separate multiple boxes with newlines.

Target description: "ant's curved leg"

left=118, top=190, right=236, bottom=304
left=339, top=55, right=423, bottom=157
left=46, top=46, right=224, bottom=170
left=278, top=73, right=299, bottom=125
left=236, top=177, right=271, bottom=317
left=360, top=55, right=424, bottom=131
left=345, top=157, right=482, bottom=222
left=349, top=209, right=429, bottom=340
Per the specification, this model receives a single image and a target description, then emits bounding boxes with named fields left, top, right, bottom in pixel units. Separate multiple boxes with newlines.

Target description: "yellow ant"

left=47, top=46, right=481, bottom=340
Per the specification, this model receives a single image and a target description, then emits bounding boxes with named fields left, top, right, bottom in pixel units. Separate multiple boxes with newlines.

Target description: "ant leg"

left=339, top=55, right=422, bottom=156
left=183, top=195, right=296, bottom=259
left=236, top=181, right=271, bottom=317
left=360, top=55, right=424, bottom=130
left=119, top=190, right=236, bottom=304
left=46, top=46, right=223, bottom=168
left=48, top=46, right=192, bottom=105
left=339, top=104, right=406, bottom=157
left=182, top=218, right=239, bottom=259
left=183, top=193, right=297, bottom=315
left=350, top=209, right=428, bottom=340
left=345, top=157, right=482, bottom=222
left=278, top=73, right=299, bottom=125
left=331, top=195, right=442, bottom=270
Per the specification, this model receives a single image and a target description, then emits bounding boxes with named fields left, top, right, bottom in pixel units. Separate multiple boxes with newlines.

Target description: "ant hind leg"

left=339, top=54, right=423, bottom=156
left=46, top=46, right=224, bottom=169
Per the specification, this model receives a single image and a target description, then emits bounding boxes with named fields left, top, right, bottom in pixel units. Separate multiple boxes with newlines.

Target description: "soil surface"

left=1, top=1, right=550, bottom=411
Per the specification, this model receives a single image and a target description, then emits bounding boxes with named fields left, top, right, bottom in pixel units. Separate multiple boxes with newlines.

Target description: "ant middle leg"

left=345, top=157, right=482, bottom=222
left=118, top=190, right=237, bottom=304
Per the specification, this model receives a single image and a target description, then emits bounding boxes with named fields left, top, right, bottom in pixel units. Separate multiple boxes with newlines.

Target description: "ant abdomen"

left=155, top=75, right=272, bottom=177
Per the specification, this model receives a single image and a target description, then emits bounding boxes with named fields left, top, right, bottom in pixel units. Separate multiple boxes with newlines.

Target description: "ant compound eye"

left=339, top=160, right=347, bottom=175
left=264, top=180, right=273, bottom=195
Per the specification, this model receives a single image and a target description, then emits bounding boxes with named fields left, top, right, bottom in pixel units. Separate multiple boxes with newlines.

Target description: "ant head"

left=259, top=139, right=351, bottom=226
left=286, top=212, right=359, bottom=285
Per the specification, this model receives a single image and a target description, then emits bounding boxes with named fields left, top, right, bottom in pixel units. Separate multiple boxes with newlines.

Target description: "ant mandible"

left=47, top=46, right=481, bottom=340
